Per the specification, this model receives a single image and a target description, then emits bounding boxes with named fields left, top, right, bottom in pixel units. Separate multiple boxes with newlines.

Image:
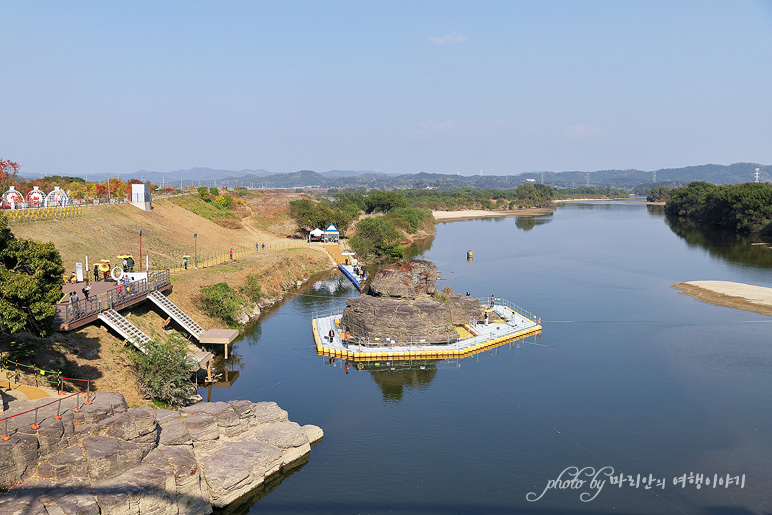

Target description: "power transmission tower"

left=585, top=173, right=590, bottom=187
left=755, top=168, right=760, bottom=183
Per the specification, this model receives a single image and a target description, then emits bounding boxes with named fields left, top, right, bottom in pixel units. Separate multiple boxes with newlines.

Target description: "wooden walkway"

left=55, top=272, right=172, bottom=332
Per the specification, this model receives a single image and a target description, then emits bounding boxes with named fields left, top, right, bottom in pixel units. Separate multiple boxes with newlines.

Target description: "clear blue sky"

left=2, top=1, right=771, bottom=177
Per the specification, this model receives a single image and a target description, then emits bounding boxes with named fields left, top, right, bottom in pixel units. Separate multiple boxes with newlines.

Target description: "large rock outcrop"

left=0, top=393, right=323, bottom=513
left=340, top=259, right=483, bottom=342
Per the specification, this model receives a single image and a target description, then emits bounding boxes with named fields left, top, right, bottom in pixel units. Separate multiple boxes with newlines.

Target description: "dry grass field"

left=2, top=191, right=335, bottom=406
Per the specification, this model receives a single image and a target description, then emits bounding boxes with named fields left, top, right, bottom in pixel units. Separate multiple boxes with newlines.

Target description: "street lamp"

left=139, top=228, right=143, bottom=272
left=194, top=233, right=198, bottom=269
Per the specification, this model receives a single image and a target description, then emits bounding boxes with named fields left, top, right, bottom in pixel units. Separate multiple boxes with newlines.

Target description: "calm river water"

left=200, top=201, right=772, bottom=515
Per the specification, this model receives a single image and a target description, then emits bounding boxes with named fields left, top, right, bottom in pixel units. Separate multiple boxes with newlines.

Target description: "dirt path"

left=672, top=281, right=772, bottom=317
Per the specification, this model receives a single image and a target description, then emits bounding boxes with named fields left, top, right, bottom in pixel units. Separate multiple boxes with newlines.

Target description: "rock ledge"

left=0, top=393, right=323, bottom=514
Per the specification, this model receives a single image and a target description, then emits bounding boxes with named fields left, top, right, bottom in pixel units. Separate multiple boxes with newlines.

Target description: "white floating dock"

left=312, top=299, right=542, bottom=362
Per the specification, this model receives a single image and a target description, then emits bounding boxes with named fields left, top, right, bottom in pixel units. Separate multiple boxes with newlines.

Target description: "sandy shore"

left=432, top=207, right=552, bottom=222
left=672, top=281, right=772, bottom=317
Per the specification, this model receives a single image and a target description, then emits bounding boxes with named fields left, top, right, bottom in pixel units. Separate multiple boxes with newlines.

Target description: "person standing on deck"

left=328, top=328, right=335, bottom=342
left=71, top=292, right=80, bottom=316
left=94, top=264, right=100, bottom=282
left=490, top=294, right=495, bottom=308
left=82, top=284, right=91, bottom=301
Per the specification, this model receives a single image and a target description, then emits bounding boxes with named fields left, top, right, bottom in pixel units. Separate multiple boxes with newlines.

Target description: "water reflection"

left=665, top=215, right=772, bottom=269
left=646, top=204, right=665, bottom=217
left=320, top=334, right=539, bottom=403
left=366, top=361, right=438, bottom=403
left=293, top=273, right=354, bottom=313
left=515, top=214, right=552, bottom=231
left=404, top=235, right=435, bottom=259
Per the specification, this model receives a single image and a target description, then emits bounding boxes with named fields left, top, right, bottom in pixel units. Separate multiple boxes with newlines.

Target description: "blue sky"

left=2, top=1, right=771, bottom=176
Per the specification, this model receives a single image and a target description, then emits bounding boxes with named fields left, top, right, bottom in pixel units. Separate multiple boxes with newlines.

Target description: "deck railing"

left=64, top=269, right=171, bottom=325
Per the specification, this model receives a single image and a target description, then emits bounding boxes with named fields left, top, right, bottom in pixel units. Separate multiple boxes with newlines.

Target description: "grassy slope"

left=3, top=195, right=335, bottom=405
left=8, top=197, right=288, bottom=271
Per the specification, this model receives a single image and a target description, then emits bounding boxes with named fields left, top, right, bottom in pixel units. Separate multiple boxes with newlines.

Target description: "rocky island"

left=340, top=259, right=483, bottom=342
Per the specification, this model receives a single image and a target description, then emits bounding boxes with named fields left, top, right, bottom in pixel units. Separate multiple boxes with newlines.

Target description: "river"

left=200, top=200, right=772, bottom=514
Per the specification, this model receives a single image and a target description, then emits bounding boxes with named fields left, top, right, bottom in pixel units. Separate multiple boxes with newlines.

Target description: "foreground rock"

left=0, top=393, right=323, bottom=513
left=340, top=259, right=482, bottom=342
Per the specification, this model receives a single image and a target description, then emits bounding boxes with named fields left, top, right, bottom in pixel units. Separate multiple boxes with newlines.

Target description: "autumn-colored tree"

left=0, top=159, right=19, bottom=192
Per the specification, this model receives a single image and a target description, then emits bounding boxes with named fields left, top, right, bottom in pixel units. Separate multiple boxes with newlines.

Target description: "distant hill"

left=16, top=162, right=770, bottom=190
left=321, top=170, right=382, bottom=178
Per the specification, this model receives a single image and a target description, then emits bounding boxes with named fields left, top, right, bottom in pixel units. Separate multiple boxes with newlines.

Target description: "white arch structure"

left=45, top=187, right=70, bottom=207
left=26, top=186, right=45, bottom=208
left=2, top=186, right=25, bottom=209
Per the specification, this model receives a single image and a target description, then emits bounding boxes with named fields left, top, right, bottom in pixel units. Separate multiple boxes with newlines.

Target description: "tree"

left=647, top=186, right=672, bottom=203
left=350, top=216, right=403, bottom=259
left=364, top=191, right=408, bottom=213
left=130, top=334, right=197, bottom=407
left=0, top=158, right=19, bottom=192
left=0, top=212, right=65, bottom=336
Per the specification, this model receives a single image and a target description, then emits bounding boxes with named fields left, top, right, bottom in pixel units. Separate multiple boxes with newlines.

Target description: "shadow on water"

left=665, top=215, right=772, bottom=269
left=214, top=455, right=310, bottom=514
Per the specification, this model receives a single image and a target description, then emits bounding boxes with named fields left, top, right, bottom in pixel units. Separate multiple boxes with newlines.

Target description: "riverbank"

left=672, top=280, right=772, bottom=317
left=432, top=207, right=552, bottom=222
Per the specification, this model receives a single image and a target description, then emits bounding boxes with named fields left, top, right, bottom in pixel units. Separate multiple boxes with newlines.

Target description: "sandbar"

left=432, top=208, right=552, bottom=222
left=671, top=281, right=772, bottom=317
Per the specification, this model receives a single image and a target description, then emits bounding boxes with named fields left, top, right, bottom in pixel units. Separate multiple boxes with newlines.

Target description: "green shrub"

left=199, top=282, right=246, bottom=326
left=214, top=194, right=233, bottom=208
left=197, top=187, right=210, bottom=202
left=130, top=334, right=197, bottom=407
left=209, top=186, right=219, bottom=196
left=240, top=274, right=262, bottom=303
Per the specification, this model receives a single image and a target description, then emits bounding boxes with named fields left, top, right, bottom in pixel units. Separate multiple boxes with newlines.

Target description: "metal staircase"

left=147, top=291, right=205, bottom=339
left=97, top=309, right=152, bottom=353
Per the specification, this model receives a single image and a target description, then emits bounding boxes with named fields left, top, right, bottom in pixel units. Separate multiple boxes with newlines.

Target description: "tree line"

left=665, top=181, right=772, bottom=235
left=288, top=186, right=629, bottom=261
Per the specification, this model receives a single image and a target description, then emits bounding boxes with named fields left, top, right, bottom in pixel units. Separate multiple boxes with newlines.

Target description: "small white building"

left=131, top=183, right=152, bottom=211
